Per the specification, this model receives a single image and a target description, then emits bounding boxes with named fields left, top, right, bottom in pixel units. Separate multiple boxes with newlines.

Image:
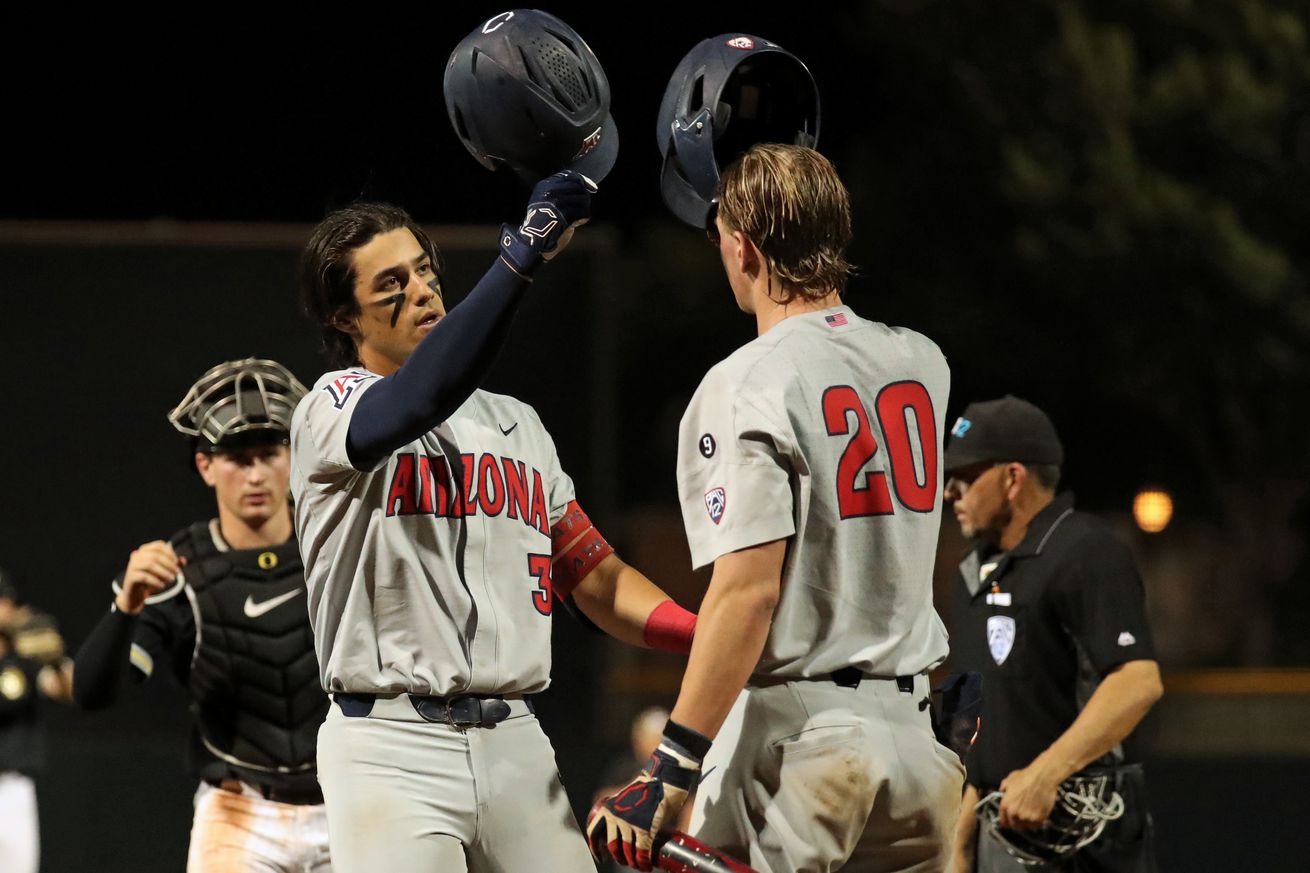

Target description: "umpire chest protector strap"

left=173, top=522, right=326, bottom=778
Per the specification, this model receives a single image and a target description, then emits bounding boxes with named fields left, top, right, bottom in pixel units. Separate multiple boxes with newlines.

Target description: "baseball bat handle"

left=655, top=831, right=757, bottom=873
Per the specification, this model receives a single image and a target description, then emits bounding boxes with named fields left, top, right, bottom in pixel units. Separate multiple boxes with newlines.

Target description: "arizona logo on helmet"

left=573, top=126, right=603, bottom=160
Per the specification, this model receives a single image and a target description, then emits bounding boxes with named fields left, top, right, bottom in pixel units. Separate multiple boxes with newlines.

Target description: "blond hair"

left=716, top=144, right=854, bottom=302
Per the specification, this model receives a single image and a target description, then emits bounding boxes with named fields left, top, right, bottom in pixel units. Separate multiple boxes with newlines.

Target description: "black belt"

left=333, top=692, right=533, bottom=727
left=208, top=777, right=323, bottom=806
left=830, top=666, right=915, bottom=692
left=751, top=667, right=915, bottom=692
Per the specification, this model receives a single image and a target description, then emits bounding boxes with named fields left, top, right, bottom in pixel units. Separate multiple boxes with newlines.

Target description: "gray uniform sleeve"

left=529, top=408, right=577, bottom=528
left=676, top=366, right=796, bottom=570
left=293, top=372, right=384, bottom=477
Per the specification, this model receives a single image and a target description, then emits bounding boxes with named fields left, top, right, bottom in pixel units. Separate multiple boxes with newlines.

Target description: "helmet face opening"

left=657, top=34, right=820, bottom=228
left=714, top=54, right=819, bottom=167
left=444, top=9, right=619, bottom=184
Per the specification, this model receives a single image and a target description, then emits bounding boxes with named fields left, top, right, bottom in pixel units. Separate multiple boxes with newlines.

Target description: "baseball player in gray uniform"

left=588, top=145, right=964, bottom=873
left=291, top=176, right=698, bottom=873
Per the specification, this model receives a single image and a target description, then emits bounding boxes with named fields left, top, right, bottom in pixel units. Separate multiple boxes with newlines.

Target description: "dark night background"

left=3, top=1, right=1309, bottom=870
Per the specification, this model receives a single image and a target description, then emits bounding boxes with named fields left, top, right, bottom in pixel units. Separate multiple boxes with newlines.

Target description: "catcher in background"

left=73, top=358, right=333, bottom=873
left=0, top=568, right=74, bottom=873
left=942, top=396, right=1162, bottom=872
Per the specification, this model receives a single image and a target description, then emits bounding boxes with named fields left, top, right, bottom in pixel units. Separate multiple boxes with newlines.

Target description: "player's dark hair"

left=716, top=143, right=854, bottom=304
left=1027, top=464, right=1061, bottom=491
left=300, top=203, right=443, bottom=368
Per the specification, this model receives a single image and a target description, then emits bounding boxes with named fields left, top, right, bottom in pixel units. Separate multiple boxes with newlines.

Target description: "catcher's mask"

left=168, top=358, right=308, bottom=453
left=656, top=33, right=820, bottom=228
left=444, top=9, right=618, bottom=184
left=976, top=772, right=1126, bottom=866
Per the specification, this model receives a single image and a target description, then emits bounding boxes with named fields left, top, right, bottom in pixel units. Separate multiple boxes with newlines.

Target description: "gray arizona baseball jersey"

left=677, top=305, right=951, bottom=679
left=290, top=369, right=575, bottom=696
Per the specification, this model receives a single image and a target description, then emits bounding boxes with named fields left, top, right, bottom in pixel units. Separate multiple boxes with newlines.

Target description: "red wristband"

left=643, top=600, right=698, bottom=654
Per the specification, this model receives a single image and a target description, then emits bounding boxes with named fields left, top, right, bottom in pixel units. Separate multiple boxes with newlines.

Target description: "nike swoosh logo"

left=500, top=422, right=518, bottom=436
left=243, top=588, right=303, bottom=619
left=698, top=766, right=717, bottom=785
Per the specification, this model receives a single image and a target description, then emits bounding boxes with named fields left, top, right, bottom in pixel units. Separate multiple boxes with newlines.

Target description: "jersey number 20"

left=822, top=382, right=937, bottom=518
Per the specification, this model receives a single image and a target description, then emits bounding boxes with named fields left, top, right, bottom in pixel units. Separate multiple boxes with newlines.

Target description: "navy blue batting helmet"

left=444, top=9, right=619, bottom=184
left=657, top=34, right=820, bottom=228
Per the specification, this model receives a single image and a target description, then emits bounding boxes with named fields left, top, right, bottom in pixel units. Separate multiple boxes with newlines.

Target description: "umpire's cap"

left=445, top=9, right=618, bottom=184
left=168, top=358, right=308, bottom=451
left=944, top=396, right=1064, bottom=474
left=657, top=34, right=820, bottom=228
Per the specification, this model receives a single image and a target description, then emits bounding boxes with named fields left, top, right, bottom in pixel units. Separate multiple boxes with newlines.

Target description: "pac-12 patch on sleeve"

left=705, top=487, right=726, bottom=525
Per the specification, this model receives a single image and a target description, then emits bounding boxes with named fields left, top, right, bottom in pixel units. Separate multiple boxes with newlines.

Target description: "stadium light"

left=1133, top=488, right=1173, bottom=533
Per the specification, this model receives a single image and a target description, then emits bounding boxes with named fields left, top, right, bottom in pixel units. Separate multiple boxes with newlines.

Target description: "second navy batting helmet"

left=657, top=34, right=820, bottom=228
left=444, top=9, right=619, bottom=184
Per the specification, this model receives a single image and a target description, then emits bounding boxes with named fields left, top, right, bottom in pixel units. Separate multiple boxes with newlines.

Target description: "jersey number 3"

left=528, top=554, right=553, bottom=616
left=822, top=382, right=937, bottom=518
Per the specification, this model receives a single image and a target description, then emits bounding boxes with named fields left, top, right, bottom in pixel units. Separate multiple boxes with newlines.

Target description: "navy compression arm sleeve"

left=346, top=256, right=530, bottom=468
left=72, top=608, right=139, bottom=710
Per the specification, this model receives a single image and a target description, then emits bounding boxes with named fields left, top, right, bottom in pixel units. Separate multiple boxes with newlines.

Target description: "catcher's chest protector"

left=177, top=523, right=326, bottom=773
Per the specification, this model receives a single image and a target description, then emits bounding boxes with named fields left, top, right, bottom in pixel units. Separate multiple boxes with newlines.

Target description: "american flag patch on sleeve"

left=824, top=312, right=848, bottom=327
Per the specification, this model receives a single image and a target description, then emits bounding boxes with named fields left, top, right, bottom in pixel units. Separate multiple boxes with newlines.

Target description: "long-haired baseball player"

left=73, top=358, right=333, bottom=873
left=589, top=143, right=965, bottom=872
left=292, top=173, right=698, bottom=871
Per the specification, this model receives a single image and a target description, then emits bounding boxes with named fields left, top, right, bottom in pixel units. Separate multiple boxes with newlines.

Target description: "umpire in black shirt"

left=943, top=396, right=1162, bottom=873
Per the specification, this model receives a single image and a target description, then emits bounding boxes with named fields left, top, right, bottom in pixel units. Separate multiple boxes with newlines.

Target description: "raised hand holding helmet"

left=499, top=170, right=597, bottom=275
